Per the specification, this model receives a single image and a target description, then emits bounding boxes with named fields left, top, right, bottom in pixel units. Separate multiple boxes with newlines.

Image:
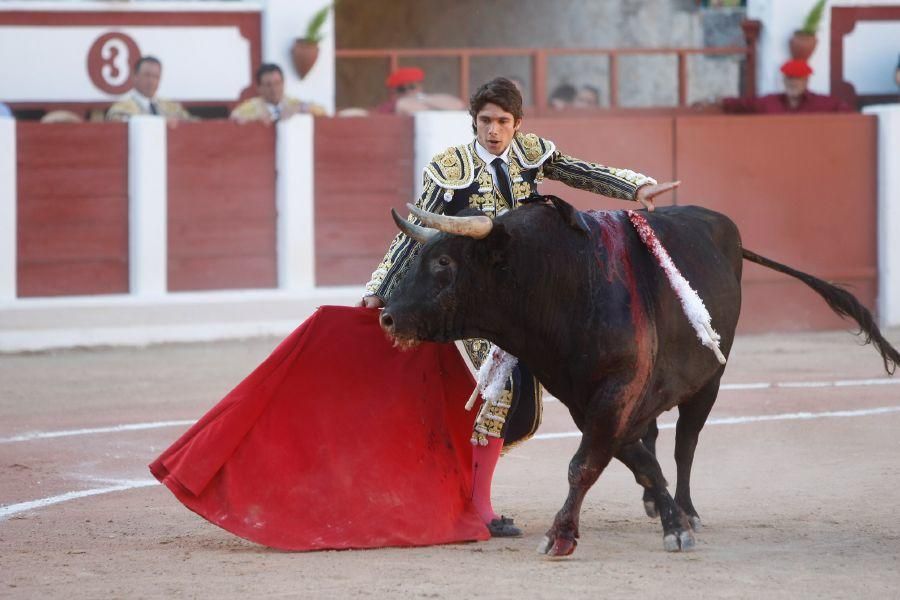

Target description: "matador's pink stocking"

left=471, top=436, right=503, bottom=523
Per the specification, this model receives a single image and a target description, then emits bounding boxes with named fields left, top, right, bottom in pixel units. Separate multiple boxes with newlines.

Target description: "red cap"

left=385, top=67, right=424, bottom=88
left=780, top=59, right=813, bottom=78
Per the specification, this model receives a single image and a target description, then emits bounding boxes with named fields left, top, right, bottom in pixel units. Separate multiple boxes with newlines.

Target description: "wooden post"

left=677, top=52, right=688, bottom=107
left=459, top=53, right=470, bottom=103
left=533, top=50, right=548, bottom=112
left=741, top=19, right=762, bottom=98
left=609, top=53, right=618, bottom=109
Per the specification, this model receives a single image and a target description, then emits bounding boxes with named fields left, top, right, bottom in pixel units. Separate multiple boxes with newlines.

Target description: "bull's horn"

left=392, top=208, right=438, bottom=244
left=407, top=203, right=493, bottom=239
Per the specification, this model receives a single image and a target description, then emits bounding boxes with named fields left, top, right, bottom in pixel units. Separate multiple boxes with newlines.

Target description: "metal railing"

left=336, top=20, right=761, bottom=112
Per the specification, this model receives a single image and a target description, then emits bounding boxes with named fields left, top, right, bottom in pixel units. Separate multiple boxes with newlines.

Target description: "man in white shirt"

left=360, top=77, right=678, bottom=537
left=106, top=56, right=191, bottom=122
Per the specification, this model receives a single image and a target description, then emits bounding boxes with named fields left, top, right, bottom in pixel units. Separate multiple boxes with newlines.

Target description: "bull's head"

left=379, top=204, right=512, bottom=347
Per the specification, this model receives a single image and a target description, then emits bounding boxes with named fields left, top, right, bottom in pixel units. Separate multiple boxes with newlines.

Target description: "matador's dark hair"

left=469, top=77, right=524, bottom=133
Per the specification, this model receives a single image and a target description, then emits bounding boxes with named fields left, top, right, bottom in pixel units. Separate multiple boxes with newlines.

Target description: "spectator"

left=373, top=67, right=465, bottom=115
left=721, top=59, right=852, bottom=114
left=574, top=84, right=601, bottom=108
left=231, top=63, right=326, bottom=124
left=548, top=83, right=577, bottom=109
left=107, top=56, right=192, bottom=121
left=41, top=110, right=83, bottom=124
left=0, top=102, right=11, bottom=118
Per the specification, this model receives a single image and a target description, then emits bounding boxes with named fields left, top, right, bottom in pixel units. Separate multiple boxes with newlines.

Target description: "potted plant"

left=292, top=4, right=332, bottom=79
left=789, top=0, right=826, bottom=61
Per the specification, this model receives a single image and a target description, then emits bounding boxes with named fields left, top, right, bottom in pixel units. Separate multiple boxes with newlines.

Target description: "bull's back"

left=641, top=205, right=744, bottom=338
left=645, top=205, right=743, bottom=282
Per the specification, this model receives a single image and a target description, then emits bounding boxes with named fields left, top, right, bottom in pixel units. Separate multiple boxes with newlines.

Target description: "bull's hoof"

left=643, top=499, right=659, bottom=518
left=689, top=516, right=702, bottom=532
left=663, top=529, right=695, bottom=552
left=536, top=535, right=577, bottom=557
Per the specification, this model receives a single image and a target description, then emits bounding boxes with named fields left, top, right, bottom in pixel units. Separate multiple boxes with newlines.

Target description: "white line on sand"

left=3, top=405, right=899, bottom=521
left=0, top=479, right=157, bottom=521
left=723, top=377, right=900, bottom=391
left=543, top=376, right=899, bottom=402
left=2, top=376, right=898, bottom=443
left=0, top=420, right=195, bottom=444
left=532, top=405, right=900, bottom=440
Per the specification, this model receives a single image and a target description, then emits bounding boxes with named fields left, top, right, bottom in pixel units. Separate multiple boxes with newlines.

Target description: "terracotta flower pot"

left=789, top=31, right=817, bottom=61
left=291, top=39, right=320, bottom=79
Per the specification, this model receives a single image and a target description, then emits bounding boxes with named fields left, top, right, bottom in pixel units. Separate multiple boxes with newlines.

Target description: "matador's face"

left=475, top=102, right=521, bottom=156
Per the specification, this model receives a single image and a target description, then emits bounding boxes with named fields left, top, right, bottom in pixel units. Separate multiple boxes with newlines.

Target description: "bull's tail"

left=742, top=248, right=899, bottom=375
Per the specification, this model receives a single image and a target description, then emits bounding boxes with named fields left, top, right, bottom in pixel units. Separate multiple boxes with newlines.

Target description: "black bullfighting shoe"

left=487, top=516, right=522, bottom=537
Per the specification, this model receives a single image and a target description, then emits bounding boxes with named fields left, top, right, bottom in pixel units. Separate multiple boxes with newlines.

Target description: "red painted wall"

left=167, top=121, right=277, bottom=291
left=675, top=114, right=877, bottom=333
left=314, top=116, right=414, bottom=287
left=527, top=116, right=676, bottom=212
left=16, top=122, right=129, bottom=297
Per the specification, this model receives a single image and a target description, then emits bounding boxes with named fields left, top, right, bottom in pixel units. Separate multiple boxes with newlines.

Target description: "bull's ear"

left=544, top=194, right=590, bottom=235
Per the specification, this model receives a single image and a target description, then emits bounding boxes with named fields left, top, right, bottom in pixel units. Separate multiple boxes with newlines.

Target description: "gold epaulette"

left=512, top=132, right=556, bottom=168
left=106, top=99, right=141, bottom=120
left=424, top=144, right=476, bottom=190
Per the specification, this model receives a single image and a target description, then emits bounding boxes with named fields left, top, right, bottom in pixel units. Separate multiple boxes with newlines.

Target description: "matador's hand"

left=358, top=295, right=385, bottom=309
left=635, top=181, right=680, bottom=212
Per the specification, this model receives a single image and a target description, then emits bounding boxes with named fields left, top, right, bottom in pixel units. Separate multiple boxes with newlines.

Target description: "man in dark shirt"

left=722, top=59, right=852, bottom=114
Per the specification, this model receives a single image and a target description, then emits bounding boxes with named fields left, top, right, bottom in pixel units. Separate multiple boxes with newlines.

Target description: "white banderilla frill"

left=627, top=210, right=727, bottom=365
left=465, top=345, right=518, bottom=444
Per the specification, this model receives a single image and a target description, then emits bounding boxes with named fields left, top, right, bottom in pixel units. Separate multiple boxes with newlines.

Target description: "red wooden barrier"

left=527, top=116, right=675, bottom=211
left=167, top=121, right=276, bottom=292
left=314, top=116, right=414, bottom=287
left=675, top=114, right=877, bottom=333
left=13, top=115, right=879, bottom=336
left=16, top=122, right=129, bottom=297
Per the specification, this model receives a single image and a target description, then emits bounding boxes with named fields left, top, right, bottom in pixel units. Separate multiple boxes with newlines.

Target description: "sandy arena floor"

left=1, top=326, right=899, bottom=599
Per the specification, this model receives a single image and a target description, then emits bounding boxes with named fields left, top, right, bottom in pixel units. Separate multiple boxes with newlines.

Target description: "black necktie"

left=149, top=101, right=159, bottom=115
left=491, top=157, right=514, bottom=205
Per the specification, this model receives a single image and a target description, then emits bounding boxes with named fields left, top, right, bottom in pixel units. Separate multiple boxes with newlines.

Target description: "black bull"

left=378, top=195, right=899, bottom=557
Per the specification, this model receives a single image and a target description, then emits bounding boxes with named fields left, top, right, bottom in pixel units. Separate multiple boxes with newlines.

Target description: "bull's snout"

left=379, top=310, right=396, bottom=335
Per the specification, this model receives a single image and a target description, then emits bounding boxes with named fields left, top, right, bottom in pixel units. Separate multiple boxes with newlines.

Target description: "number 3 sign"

left=86, top=32, right=141, bottom=95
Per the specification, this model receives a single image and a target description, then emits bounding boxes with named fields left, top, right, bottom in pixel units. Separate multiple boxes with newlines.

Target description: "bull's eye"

left=438, top=256, right=451, bottom=267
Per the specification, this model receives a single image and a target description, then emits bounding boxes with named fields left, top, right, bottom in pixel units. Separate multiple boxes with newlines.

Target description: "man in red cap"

left=374, top=66, right=464, bottom=114
left=722, top=59, right=851, bottom=114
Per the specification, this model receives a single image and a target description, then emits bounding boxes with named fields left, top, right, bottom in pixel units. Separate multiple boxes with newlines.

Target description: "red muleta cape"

left=149, top=306, right=489, bottom=551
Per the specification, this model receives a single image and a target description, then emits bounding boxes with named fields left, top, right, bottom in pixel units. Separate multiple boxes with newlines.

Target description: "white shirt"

left=265, top=101, right=283, bottom=120
left=474, top=141, right=512, bottom=191
left=131, top=91, right=157, bottom=114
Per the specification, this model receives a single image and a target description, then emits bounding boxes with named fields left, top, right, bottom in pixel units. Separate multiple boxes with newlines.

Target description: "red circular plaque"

left=87, top=32, right=142, bottom=95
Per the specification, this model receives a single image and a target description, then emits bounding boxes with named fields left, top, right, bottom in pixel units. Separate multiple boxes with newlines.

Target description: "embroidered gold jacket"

left=106, top=97, right=192, bottom=121
left=364, top=131, right=656, bottom=299
left=229, top=96, right=327, bottom=121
